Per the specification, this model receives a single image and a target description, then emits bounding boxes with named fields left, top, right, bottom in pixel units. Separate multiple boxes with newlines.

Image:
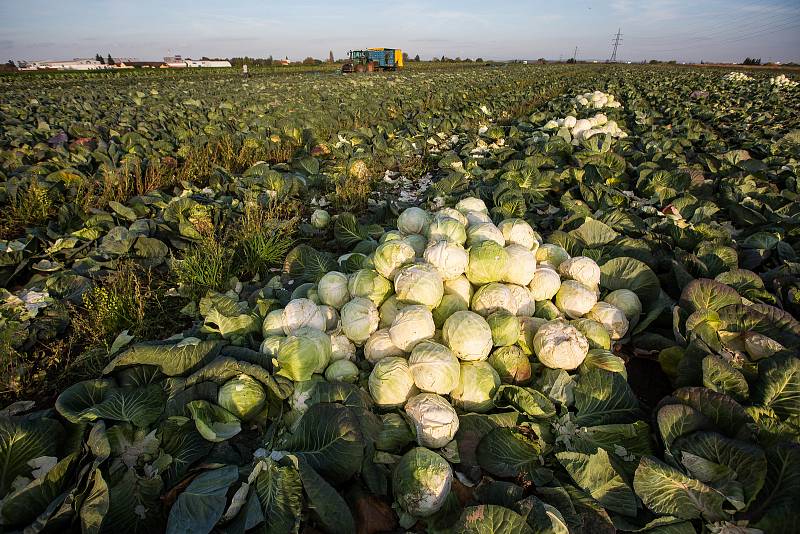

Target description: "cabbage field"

left=1, top=64, right=799, bottom=533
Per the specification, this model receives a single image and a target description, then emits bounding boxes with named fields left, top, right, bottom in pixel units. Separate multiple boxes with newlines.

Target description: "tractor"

left=342, top=48, right=404, bottom=73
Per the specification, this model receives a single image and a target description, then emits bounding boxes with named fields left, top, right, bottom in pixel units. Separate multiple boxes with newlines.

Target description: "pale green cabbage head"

left=310, top=209, right=330, bottom=229
left=451, top=361, right=501, bottom=413
left=394, top=263, right=444, bottom=308
left=536, top=244, right=570, bottom=269
left=455, top=196, right=489, bottom=214
left=392, top=447, right=452, bottom=517
left=471, top=282, right=517, bottom=317
left=317, top=271, right=351, bottom=309
left=558, top=256, right=601, bottom=289
left=508, top=284, right=536, bottom=316
left=388, top=305, right=436, bottom=352
left=373, top=241, right=416, bottom=280
left=407, top=341, right=461, bottom=395
left=347, top=269, right=393, bottom=307
left=529, top=267, right=562, bottom=301
left=554, top=280, right=598, bottom=319
left=465, top=241, right=509, bottom=285
left=340, top=296, right=380, bottom=345
left=364, top=328, right=405, bottom=364
left=281, top=298, right=326, bottom=335
left=276, top=327, right=332, bottom=381
left=369, top=356, right=418, bottom=407
left=571, top=318, right=611, bottom=350
left=533, top=319, right=589, bottom=370
left=427, top=216, right=467, bottom=246
left=503, top=244, right=537, bottom=286
left=423, top=240, right=469, bottom=281
left=467, top=222, right=506, bottom=247
left=397, top=207, right=431, bottom=236
left=585, top=302, right=629, bottom=340
left=603, top=289, right=642, bottom=321
left=488, top=346, right=532, bottom=384
left=404, top=393, right=460, bottom=448
left=324, top=359, right=359, bottom=383
left=262, top=309, right=285, bottom=337
left=218, top=374, right=267, bottom=421
left=442, top=310, right=493, bottom=361
left=486, top=311, right=521, bottom=347
left=498, top=218, right=538, bottom=250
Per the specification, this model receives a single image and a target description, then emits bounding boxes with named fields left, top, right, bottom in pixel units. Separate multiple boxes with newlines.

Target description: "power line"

left=609, top=28, right=622, bottom=62
left=630, top=20, right=800, bottom=53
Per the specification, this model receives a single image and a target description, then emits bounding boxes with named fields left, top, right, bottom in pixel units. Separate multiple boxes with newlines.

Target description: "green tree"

left=107, top=53, right=115, bottom=65
left=328, top=50, right=334, bottom=63
left=96, top=53, right=104, bottom=64
left=414, top=54, right=420, bottom=62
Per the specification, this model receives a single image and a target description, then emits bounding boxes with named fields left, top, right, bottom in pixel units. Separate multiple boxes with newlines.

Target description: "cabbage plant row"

left=0, top=65, right=799, bottom=534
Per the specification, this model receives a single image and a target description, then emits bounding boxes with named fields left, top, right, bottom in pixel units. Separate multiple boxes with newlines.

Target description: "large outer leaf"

left=571, top=219, right=619, bottom=248
left=476, top=427, right=541, bottom=478
left=451, top=505, right=533, bottom=534
left=633, top=456, right=728, bottom=522
left=254, top=458, right=302, bottom=534
left=0, top=416, right=64, bottom=495
left=701, top=354, right=749, bottom=402
left=754, top=354, right=800, bottom=420
left=80, top=468, right=110, bottom=534
left=0, top=453, right=78, bottom=527
left=103, top=340, right=224, bottom=376
left=557, top=448, right=638, bottom=516
left=678, top=278, right=741, bottom=314
left=751, top=442, right=800, bottom=533
left=574, top=369, right=641, bottom=427
left=599, top=257, right=660, bottom=302
left=656, top=403, right=711, bottom=450
left=166, top=465, right=239, bottom=534
left=103, top=468, right=164, bottom=533
left=157, top=417, right=213, bottom=487
left=281, top=403, right=364, bottom=483
left=672, top=387, right=753, bottom=441
left=296, top=458, right=355, bottom=534
left=674, top=431, right=766, bottom=506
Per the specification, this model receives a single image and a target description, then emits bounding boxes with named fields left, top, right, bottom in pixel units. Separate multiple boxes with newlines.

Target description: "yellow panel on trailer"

left=395, top=49, right=403, bottom=68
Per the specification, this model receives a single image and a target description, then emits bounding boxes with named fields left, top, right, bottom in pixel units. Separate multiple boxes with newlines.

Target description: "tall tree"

left=107, top=53, right=115, bottom=65
left=96, top=53, right=104, bottom=64
left=328, top=50, right=334, bottom=63
left=414, top=54, right=420, bottom=62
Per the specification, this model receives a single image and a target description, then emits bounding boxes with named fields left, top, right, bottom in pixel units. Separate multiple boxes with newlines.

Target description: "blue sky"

left=1, top=0, right=798, bottom=63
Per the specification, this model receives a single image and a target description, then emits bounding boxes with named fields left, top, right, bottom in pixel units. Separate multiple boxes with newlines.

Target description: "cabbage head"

left=282, top=298, right=326, bottom=335
left=585, top=302, right=629, bottom=340
left=603, top=289, right=642, bottom=321
left=427, top=216, right=467, bottom=245
left=389, top=305, right=436, bottom=352
left=369, top=356, right=417, bottom=407
left=392, top=447, right=452, bottom=517
left=451, top=361, right=500, bottom=413
left=348, top=269, right=393, bottom=307
left=218, top=374, right=267, bottom=421
left=467, top=223, right=506, bottom=247
left=465, top=241, right=508, bottom=285
left=536, top=244, right=570, bottom=269
left=488, top=346, right=532, bottom=384
left=311, top=209, right=330, bottom=229
left=555, top=280, right=598, bottom=319
left=317, top=271, right=351, bottom=309
left=394, top=263, right=444, bottom=309
left=472, top=283, right=517, bottom=317
left=486, top=311, right=521, bottom=347
left=262, top=309, right=285, bottom=337
left=533, top=319, right=589, bottom=370
left=340, top=296, right=380, bottom=345
left=365, top=328, right=405, bottom=363
left=455, top=196, right=488, bottom=214
left=397, top=207, right=431, bottom=236
left=558, top=256, right=601, bottom=289
left=503, top=244, right=537, bottom=286
left=498, top=218, right=538, bottom=250
left=404, top=393, right=459, bottom=448
left=442, top=311, right=493, bottom=361
left=276, top=327, right=332, bottom=381
left=423, top=240, right=469, bottom=281
left=432, top=294, right=469, bottom=329
left=408, top=341, right=461, bottom=394
left=373, top=241, right=415, bottom=280
left=324, top=359, right=359, bottom=383
left=529, top=267, right=561, bottom=301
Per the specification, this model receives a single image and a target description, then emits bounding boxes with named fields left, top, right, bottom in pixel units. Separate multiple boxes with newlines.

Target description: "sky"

left=1, top=0, right=799, bottom=63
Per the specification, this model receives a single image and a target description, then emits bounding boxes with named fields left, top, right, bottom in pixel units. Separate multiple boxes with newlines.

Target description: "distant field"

left=1, top=63, right=798, bottom=533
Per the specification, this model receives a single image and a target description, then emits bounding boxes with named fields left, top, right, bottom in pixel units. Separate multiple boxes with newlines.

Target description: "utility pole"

left=609, top=28, right=622, bottom=62
left=572, top=46, right=579, bottom=61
